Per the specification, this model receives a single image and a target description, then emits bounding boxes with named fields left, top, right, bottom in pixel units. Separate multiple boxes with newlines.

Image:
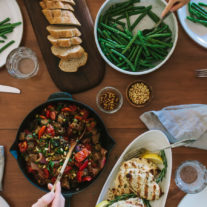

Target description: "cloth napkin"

left=140, top=104, right=207, bottom=150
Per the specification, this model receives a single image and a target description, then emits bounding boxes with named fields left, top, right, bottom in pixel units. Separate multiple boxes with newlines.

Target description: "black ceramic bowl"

left=10, top=92, right=115, bottom=207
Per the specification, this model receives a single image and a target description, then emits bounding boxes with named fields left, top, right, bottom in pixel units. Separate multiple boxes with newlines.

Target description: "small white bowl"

left=94, top=0, right=179, bottom=76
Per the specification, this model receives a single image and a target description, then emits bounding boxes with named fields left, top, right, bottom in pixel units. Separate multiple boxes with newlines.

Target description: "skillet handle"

left=64, top=196, right=71, bottom=207
left=10, top=142, right=18, bottom=160
left=47, top=92, right=73, bottom=101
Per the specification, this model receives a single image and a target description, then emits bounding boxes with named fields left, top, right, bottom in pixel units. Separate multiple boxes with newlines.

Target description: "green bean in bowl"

left=94, top=0, right=178, bottom=75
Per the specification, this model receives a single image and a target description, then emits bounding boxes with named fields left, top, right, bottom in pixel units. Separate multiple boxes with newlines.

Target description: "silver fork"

left=124, top=138, right=196, bottom=161
left=196, top=69, right=207, bottom=78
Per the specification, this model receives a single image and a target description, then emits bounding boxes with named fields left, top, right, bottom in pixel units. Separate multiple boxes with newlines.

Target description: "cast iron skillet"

left=10, top=92, right=115, bottom=207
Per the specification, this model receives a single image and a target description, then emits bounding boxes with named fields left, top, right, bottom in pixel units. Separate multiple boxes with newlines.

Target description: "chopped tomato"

left=51, top=177, right=56, bottom=184
left=27, top=166, right=34, bottom=173
left=50, top=111, right=56, bottom=120
left=74, top=115, right=82, bottom=121
left=38, top=126, right=46, bottom=139
left=18, top=141, right=28, bottom=153
left=79, top=160, right=89, bottom=171
left=75, top=148, right=90, bottom=163
left=46, top=110, right=50, bottom=118
left=63, top=136, right=69, bottom=141
left=77, top=171, right=84, bottom=182
left=85, top=144, right=92, bottom=151
left=39, top=115, right=46, bottom=119
left=46, top=124, right=55, bottom=136
left=61, top=107, right=72, bottom=112
left=82, top=176, right=92, bottom=182
left=80, top=109, right=89, bottom=120
left=43, top=169, right=50, bottom=179
left=64, top=166, right=72, bottom=174
left=75, top=162, right=81, bottom=168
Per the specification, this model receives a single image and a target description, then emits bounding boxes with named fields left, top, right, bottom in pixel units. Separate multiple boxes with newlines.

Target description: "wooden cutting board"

left=23, top=0, right=105, bottom=93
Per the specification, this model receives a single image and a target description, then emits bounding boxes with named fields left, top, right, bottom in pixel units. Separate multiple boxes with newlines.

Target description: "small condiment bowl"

left=96, top=86, right=123, bottom=114
left=126, top=80, right=153, bottom=108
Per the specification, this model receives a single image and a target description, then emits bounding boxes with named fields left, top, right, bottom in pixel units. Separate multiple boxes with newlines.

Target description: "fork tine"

left=196, top=69, right=207, bottom=77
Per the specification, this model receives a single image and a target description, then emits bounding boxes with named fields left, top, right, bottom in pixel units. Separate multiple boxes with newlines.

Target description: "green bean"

left=199, top=2, right=207, bottom=7
left=100, top=23, right=130, bottom=40
left=0, top=40, right=15, bottom=53
left=187, top=16, right=207, bottom=26
left=147, top=33, right=172, bottom=38
left=137, top=31, right=150, bottom=56
left=0, top=40, right=5, bottom=43
left=130, top=46, right=139, bottom=62
left=192, top=2, right=207, bottom=15
left=122, top=32, right=138, bottom=54
left=131, top=11, right=149, bottom=31
left=0, top=35, right=7, bottom=39
left=0, top=17, right=10, bottom=26
left=126, top=12, right=131, bottom=31
left=147, top=10, right=160, bottom=23
left=0, top=22, right=21, bottom=30
left=135, top=47, right=143, bottom=68
left=190, top=7, right=207, bottom=20
left=0, top=29, right=13, bottom=36
left=111, top=49, right=136, bottom=71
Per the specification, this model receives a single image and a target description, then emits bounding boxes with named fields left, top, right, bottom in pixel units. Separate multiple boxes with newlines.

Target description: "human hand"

left=161, top=0, right=190, bottom=18
left=32, top=181, right=65, bottom=207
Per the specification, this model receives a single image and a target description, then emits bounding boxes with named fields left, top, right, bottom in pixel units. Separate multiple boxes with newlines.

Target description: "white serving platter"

left=96, top=130, right=172, bottom=207
left=178, top=186, right=207, bottom=207
left=0, top=196, right=9, bottom=207
left=177, top=0, right=207, bottom=49
left=0, top=0, right=23, bottom=68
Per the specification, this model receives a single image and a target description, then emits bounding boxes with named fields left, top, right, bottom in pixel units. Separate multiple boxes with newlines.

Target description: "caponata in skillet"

left=18, top=103, right=107, bottom=190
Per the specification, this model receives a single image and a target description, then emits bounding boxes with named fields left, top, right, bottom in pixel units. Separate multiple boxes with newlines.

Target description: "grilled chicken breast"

left=110, top=198, right=145, bottom=207
left=109, top=158, right=162, bottom=201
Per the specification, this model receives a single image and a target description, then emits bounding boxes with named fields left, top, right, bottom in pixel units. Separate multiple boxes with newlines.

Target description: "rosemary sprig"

left=143, top=199, right=152, bottom=207
left=156, top=150, right=167, bottom=183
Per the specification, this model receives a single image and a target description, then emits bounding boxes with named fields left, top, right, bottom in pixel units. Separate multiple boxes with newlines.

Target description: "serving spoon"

left=51, top=127, right=86, bottom=192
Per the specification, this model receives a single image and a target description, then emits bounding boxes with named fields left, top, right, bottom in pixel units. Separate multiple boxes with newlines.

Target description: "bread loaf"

left=42, top=9, right=80, bottom=26
left=40, top=1, right=74, bottom=11
left=48, top=35, right=82, bottom=47
left=59, top=52, right=88, bottom=72
left=51, top=45, right=84, bottom=60
left=46, top=25, right=81, bottom=38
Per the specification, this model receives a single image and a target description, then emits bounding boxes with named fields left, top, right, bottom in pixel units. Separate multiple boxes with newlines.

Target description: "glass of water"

left=6, top=47, right=39, bottom=79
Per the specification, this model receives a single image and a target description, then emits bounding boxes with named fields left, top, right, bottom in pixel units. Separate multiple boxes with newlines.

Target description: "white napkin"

left=140, top=104, right=207, bottom=150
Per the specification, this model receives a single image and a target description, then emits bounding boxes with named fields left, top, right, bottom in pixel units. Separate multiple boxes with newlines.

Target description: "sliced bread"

left=46, top=25, right=81, bottom=38
left=43, top=0, right=75, bottom=5
left=51, top=45, right=84, bottom=60
left=40, top=1, right=74, bottom=11
left=42, top=9, right=80, bottom=26
left=47, top=35, right=82, bottom=47
left=59, top=52, right=88, bottom=72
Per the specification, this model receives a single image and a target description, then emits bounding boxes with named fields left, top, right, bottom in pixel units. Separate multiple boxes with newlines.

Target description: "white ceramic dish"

left=0, top=0, right=23, bottom=68
left=178, top=186, right=207, bottom=207
left=0, top=196, right=9, bottom=207
left=94, top=0, right=178, bottom=76
left=96, top=130, right=172, bottom=207
left=177, top=1, right=207, bottom=49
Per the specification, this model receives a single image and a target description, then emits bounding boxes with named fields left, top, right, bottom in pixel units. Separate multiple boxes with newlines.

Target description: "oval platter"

left=96, top=130, right=172, bottom=207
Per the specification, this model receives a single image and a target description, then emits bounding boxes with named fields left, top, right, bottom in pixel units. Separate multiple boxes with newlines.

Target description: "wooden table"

left=0, top=0, right=207, bottom=206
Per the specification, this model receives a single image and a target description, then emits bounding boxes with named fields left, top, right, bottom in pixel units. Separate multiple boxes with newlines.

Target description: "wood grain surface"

left=23, top=0, right=105, bottom=93
left=0, top=0, right=207, bottom=207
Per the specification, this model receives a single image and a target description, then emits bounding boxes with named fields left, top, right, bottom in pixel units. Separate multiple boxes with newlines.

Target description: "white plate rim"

left=96, top=130, right=172, bottom=207
left=177, top=2, right=207, bottom=49
left=0, top=0, right=24, bottom=68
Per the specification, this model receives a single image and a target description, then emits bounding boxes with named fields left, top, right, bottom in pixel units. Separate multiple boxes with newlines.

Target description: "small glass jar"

left=6, top=47, right=39, bottom=79
left=175, top=160, right=207, bottom=194
left=96, top=86, right=123, bottom=114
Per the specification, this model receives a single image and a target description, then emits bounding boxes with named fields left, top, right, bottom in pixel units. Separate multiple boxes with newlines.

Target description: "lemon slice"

left=142, top=153, right=163, bottom=164
left=96, top=201, right=110, bottom=207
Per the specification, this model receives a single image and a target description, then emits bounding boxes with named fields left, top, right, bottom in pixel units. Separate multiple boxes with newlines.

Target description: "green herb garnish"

left=156, top=150, right=167, bottom=183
